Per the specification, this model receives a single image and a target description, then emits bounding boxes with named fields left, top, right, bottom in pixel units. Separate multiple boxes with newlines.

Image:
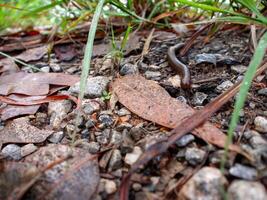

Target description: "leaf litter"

left=112, top=74, right=238, bottom=151
left=0, top=144, right=99, bottom=200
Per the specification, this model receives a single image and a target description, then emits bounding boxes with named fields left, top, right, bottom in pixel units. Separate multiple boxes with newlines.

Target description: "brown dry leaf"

left=0, top=162, right=39, bottom=200
left=23, top=144, right=99, bottom=200
left=15, top=45, right=47, bottom=62
left=54, top=44, right=77, bottom=61
left=0, top=105, right=40, bottom=120
left=0, top=94, right=75, bottom=106
left=0, top=117, right=53, bottom=144
left=0, top=72, right=79, bottom=96
left=0, top=58, right=19, bottom=75
left=112, top=75, right=237, bottom=150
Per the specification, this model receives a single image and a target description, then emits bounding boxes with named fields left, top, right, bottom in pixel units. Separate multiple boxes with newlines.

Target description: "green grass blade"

left=78, top=0, right=105, bottom=105
left=174, top=0, right=240, bottom=16
left=22, top=0, right=64, bottom=17
left=220, top=31, right=267, bottom=172
left=120, top=24, right=132, bottom=52
left=216, top=16, right=264, bottom=26
left=235, top=0, right=267, bottom=24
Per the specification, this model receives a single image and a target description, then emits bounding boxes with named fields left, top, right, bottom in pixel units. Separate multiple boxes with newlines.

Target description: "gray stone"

left=1, top=144, right=22, bottom=160
left=249, top=134, right=267, bottom=148
left=192, top=92, right=208, bottom=106
left=228, top=180, right=267, bottom=200
left=50, top=63, right=62, bottom=72
left=258, top=88, right=267, bottom=96
left=108, top=149, right=122, bottom=171
left=48, top=100, right=72, bottom=128
left=176, top=134, right=195, bottom=147
left=179, top=167, right=227, bottom=200
left=115, top=108, right=131, bottom=116
left=100, top=179, right=117, bottom=194
left=254, top=116, right=267, bottom=133
left=40, top=66, right=50, bottom=73
left=82, top=99, right=100, bottom=114
left=216, top=80, right=234, bottom=92
left=144, top=71, right=161, bottom=80
left=124, top=146, right=143, bottom=165
left=69, top=76, right=110, bottom=98
left=48, top=131, right=64, bottom=143
left=120, top=63, right=138, bottom=75
left=130, top=123, right=144, bottom=141
left=110, top=130, right=122, bottom=145
left=229, top=164, right=258, bottom=180
left=231, top=65, right=247, bottom=74
left=85, top=119, right=95, bottom=128
left=95, top=129, right=110, bottom=145
left=195, top=53, right=217, bottom=66
left=185, top=147, right=206, bottom=165
left=98, top=114, right=114, bottom=128
left=86, top=142, right=100, bottom=154
left=121, top=129, right=134, bottom=154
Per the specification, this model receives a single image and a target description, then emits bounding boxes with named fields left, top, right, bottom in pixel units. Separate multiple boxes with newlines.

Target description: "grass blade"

left=78, top=0, right=105, bottom=107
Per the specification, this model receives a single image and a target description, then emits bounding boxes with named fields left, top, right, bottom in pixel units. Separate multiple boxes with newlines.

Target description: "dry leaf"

left=0, top=72, right=79, bottom=96
left=0, top=58, right=19, bottom=75
left=0, top=162, right=39, bottom=200
left=112, top=75, right=237, bottom=150
left=23, top=144, right=99, bottom=200
left=54, top=44, right=77, bottom=61
left=15, top=46, right=47, bottom=62
left=0, top=117, right=53, bottom=144
left=0, top=105, right=40, bottom=120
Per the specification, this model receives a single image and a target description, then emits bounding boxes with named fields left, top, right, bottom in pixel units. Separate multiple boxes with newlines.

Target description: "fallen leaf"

left=0, top=105, right=40, bottom=120
left=0, top=117, right=53, bottom=144
left=0, top=58, right=19, bottom=75
left=0, top=72, right=79, bottom=96
left=15, top=46, right=47, bottom=62
left=54, top=44, right=77, bottom=61
left=0, top=94, right=76, bottom=106
left=0, top=162, right=39, bottom=200
left=23, top=144, right=99, bottom=200
left=112, top=75, right=237, bottom=150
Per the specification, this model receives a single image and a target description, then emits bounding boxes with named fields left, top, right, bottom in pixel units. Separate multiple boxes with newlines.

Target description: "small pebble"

left=179, top=167, right=227, bottom=200
left=116, top=108, right=131, bottom=116
left=69, top=76, right=109, bottom=98
left=40, top=66, right=50, bottom=73
left=229, top=164, right=258, bottom=180
left=101, top=179, right=117, bottom=194
left=192, top=92, right=208, bottom=106
left=216, top=80, right=234, bottom=92
left=228, top=180, right=267, bottom=200
left=48, top=100, right=72, bottom=129
left=98, top=114, right=114, bottom=128
left=109, top=130, right=122, bottom=145
left=254, top=116, right=267, bottom=133
left=95, top=129, right=110, bottom=145
left=50, top=63, right=62, bottom=72
left=48, top=131, right=64, bottom=143
left=1, top=144, right=22, bottom=160
left=231, top=65, right=247, bottom=74
left=120, top=63, right=138, bottom=75
left=176, top=134, right=195, bottom=147
left=144, top=71, right=161, bottom=80
left=258, top=88, right=267, bottom=96
left=124, top=146, right=143, bottom=165
left=21, top=144, right=37, bottom=157
left=185, top=147, right=206, bottom=165
left=108, top=149, right=122, bottom=171
left=82, top=100, right=100, bottom=114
